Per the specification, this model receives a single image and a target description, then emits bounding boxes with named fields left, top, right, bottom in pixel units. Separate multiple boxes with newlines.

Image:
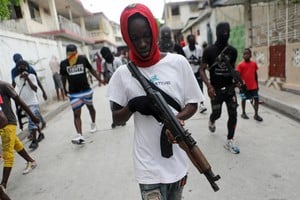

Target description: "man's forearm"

left=176, top=103, right=197, bottom=121
left=200, top=65, right=212, bottom=88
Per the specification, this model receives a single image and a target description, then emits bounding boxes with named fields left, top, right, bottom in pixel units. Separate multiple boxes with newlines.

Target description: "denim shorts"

left=240, top=89, right=259, bottom=100
left=26, top=104, right=42, bottom=132
left=139, top=175, right=187, bottom=200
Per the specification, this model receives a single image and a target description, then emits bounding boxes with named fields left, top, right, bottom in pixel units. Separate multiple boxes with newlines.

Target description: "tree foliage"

left=0, top=0, right=20, bottom=21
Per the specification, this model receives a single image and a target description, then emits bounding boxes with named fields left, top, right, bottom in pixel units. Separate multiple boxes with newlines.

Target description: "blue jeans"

left=139, top=175, right=187, bottom=200
left=26, top=104, right=45, bottom=132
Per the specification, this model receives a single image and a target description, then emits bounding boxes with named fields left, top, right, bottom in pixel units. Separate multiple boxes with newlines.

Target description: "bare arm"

left=35, top=75, right=47, bottom=100
left=111, top=101, right=133, bottom=125
left=200, top=62, right=216, bottom=99
left=89, top=67, right=102, bottom=83
left=61, top=75, right=68, bottom=96
left=176, top=103, right=197, bottom=121
left=13, top=95, right=39, bottom=124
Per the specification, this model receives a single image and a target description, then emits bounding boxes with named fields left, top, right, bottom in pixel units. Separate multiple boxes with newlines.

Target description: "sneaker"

left=29, top=141, right=39, bottom=150
left=199, top=103, right=207, bottom=113
left=254, top=115, right=263, bottom=122
left=71, top=134, right=85, bottom=144
left=241, top=113, right=249, bottom=119
left=37, top=133, right=45, bottom=143
left=224, top=139, right=240, bottom=154
left=90, top=123, right=97, bottom=133
left=0, top=184, right=10, bottom=199
left=208, top=120, right=216, bottom=132
left=22, top=161, right=37, bottom=174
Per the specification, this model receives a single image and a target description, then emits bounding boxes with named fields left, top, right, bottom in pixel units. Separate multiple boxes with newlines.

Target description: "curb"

left=259, top=94, right=300, bottom=122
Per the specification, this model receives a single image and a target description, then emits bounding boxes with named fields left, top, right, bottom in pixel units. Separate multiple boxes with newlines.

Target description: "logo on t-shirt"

left=149, top=75, right=159, bottom=82
left=67, top=64, right=84, bottom=75
left=150, top=74, right=171, bottom=86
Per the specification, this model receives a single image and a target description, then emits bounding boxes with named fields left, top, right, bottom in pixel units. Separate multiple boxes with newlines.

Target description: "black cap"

left=66, top=44, right=77, bottom=52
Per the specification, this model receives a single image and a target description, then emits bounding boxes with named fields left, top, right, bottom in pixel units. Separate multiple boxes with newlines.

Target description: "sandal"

left=254, top=115, right=263, bottom=122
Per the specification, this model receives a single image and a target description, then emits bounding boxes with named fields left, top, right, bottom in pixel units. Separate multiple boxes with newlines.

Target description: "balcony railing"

left=58, top=15, right=88, bottom=38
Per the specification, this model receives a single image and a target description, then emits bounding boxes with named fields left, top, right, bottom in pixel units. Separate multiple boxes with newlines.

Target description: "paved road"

left=6, top=86, right=300, bottom=200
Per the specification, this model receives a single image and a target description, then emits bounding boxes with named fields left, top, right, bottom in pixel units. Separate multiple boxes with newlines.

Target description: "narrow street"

left=6, top=85, right=300, bottom=200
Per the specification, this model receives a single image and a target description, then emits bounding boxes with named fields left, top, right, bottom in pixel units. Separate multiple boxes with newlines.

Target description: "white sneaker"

left=23, top=161, right=37, bottom=175
left=224, top=139, right=240, bottom=154
left=199, top=103, right=207, bottom=113
left=71, top=134, right=85, bottom=144
left=90, top=123, right=97, bottom=133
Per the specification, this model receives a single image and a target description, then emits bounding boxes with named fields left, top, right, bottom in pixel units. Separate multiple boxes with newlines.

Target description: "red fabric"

left=120, top=3, right=160, bottom=68
left=0, top=95, right=3, bottom=104
left=95, top=54, right=102, bottom=72
left=236, top=61, right=258, bottom=90
left=180, top=40, right=186, bottom=47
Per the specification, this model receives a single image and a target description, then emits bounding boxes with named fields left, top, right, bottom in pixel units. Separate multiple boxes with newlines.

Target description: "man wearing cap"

left=11, top=53, right=48, bottom=101
left=60, top=44, right=102, bottom=144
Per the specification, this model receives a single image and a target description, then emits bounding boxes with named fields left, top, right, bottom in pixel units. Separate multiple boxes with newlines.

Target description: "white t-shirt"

left=107, top=53, right=204, bottom=184
left=183, top=44, right=202, bottom=73
left=15, top=74, right=38, bottom=106
left=101, top=56, right=123, bottom=74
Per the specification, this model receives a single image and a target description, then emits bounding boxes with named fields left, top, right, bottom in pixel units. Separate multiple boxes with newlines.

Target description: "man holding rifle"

left=200, top=22, right=240, bottom=154
left=107, top=3, right=220, bottom=200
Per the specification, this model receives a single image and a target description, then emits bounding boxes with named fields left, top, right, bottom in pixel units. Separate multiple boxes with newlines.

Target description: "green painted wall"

left=229, top=25, right=246, bottom=65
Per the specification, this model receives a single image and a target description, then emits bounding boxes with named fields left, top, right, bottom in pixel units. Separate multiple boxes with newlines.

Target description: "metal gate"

left=269, top=45, right=286, bottom=78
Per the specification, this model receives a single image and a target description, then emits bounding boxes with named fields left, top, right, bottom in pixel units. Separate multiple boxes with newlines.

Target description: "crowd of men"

left=0, top=3, right=263, bottom=199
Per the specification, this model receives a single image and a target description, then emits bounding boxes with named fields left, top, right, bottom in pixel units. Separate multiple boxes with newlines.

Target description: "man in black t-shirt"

left=60, top=44, right=102, bottom=144
left=200, top=22, right=240, bottom=154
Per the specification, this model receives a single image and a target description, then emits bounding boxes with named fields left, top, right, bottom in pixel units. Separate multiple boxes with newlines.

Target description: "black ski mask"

left=159, top=26, right=174, bottom=52
left=216, top=22, right=230, bottom=47
left=187, top=34, right=196, bottom=51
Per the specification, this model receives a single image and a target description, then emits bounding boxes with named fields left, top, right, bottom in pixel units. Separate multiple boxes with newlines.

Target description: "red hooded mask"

left=120, top=3, right=160, bottom=68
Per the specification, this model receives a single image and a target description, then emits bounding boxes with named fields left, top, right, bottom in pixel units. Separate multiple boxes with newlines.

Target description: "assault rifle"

left=16, top=104, right=28, bottom=130
left=211, top=47, right=248, bottom=93
left=128, top=62, right=221, bottom=192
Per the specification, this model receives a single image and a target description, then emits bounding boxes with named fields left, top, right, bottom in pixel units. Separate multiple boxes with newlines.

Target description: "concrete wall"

left=252, top=46, right=269, bottom=82
left=284, top=43, right=300, bottom=91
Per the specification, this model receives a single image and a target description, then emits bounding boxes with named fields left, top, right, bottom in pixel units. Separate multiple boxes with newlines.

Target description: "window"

left=9, top=5, right=23, bottom=19
left=171, top=5, right=180, bottom=16
left=28, top=0, right=41, bottom=23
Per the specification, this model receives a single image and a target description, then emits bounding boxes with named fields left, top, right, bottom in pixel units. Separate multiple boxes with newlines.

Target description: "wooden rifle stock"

left=127, top=62, right=221, bottom=191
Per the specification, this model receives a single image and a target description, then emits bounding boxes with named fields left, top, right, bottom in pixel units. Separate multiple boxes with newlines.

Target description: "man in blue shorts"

left=236, top=48, right=263, bottom=122
left=60, top=44, right=102, bottom=144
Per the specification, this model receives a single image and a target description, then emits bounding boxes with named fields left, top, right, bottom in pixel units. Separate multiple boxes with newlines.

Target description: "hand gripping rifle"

left=127, top=62, right=221, bottom=192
